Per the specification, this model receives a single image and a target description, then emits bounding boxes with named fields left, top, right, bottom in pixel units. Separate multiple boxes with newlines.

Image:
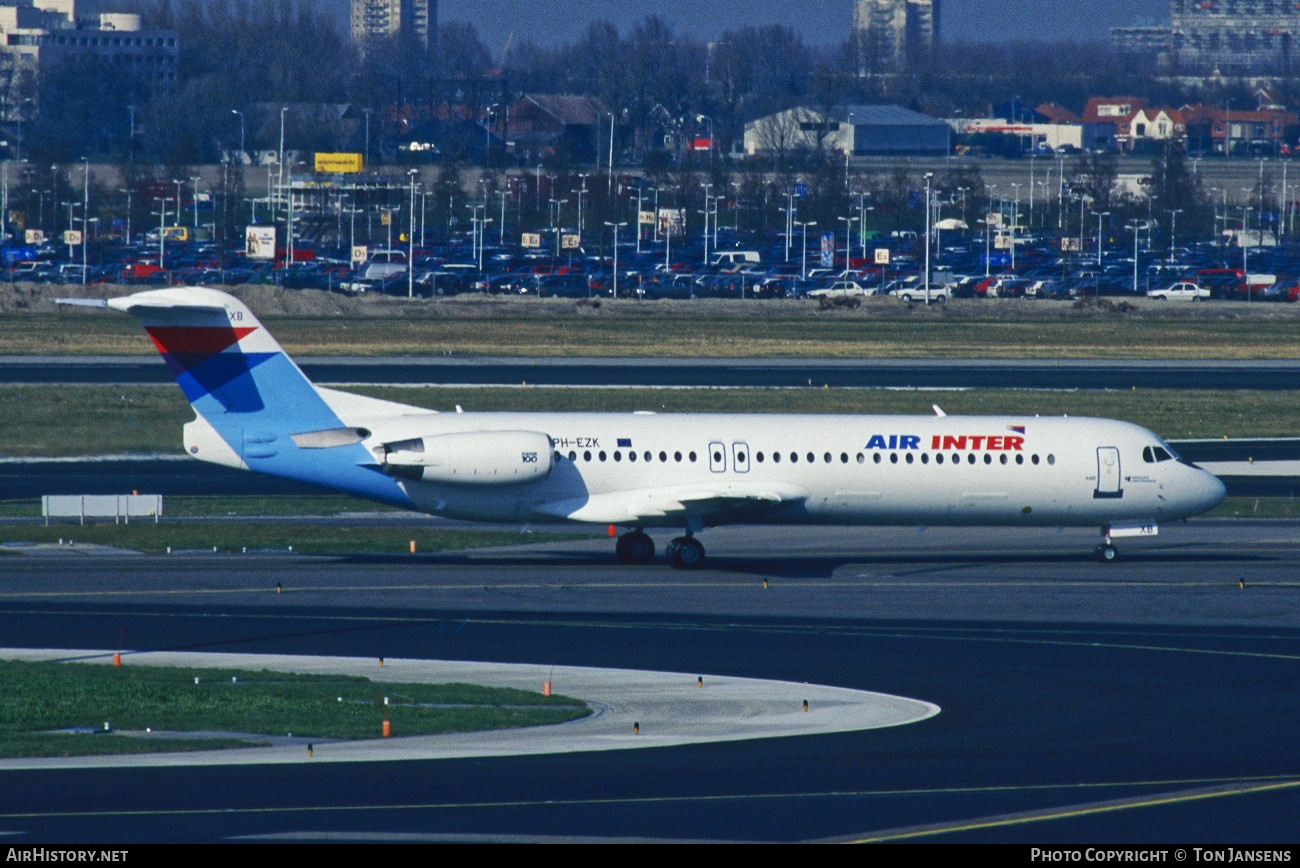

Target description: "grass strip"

left=15, top=305, right=1300, bottom=359
left=0, top=659, right=587, bottom=758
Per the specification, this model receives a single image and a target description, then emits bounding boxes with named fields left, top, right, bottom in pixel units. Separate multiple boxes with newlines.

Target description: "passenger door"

left=1094, top=447, right=1123, bottom=499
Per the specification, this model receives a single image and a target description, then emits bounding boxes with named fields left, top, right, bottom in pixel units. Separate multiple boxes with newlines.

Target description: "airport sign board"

left=245, top=225, right=276, bottom=260
left=314, top=152, right=364, bottom=174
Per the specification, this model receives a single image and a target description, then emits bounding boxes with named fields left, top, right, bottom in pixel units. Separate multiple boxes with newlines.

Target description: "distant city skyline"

left=436, top=0, right=1170, bottom=52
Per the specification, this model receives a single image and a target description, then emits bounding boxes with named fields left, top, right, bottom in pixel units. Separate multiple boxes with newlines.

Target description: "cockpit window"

left=1143, top=445, right=1175, bottom=463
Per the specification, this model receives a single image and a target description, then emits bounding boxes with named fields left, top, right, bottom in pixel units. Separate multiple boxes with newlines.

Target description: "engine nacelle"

left=380, top=430, right=553, bottom=485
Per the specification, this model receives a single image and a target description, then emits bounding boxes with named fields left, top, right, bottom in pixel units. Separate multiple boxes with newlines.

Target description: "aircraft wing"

left=536, top=482, right=808, bottom=525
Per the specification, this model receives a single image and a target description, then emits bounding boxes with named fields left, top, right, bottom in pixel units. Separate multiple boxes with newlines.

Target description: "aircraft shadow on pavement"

left=333, top=546, right=1266, bottom=580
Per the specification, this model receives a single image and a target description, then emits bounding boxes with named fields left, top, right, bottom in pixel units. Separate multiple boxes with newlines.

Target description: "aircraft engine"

left=379, top=430, right=553, bottom=484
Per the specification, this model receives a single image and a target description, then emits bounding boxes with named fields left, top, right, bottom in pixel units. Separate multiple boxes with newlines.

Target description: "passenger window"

left=583, top=450, right=592, bottom=462
left=674, top=451, right=682, bottom=462
left=756, top=452, right=765, bottom=463
left=936, top=453, right=944, bottom=464
left=790, top=452, right=798, bottom=463
left=889, top=453, right=898, bottom=464
left=823, top=452, right=832, bottom=463
left=1047, top=454, right=1055, bottom=465
left=921, top=453, right=929, bottom=464
left=628, top=451, right=636, bottom=462
left=873, top=453, right=882, bottom=464
left=599, top=451, right=607, bottom=461
left=807, top=452, right=815, bottom=463
left=905, top=453, right=914, bottom=464
left=568, top=450, right=577, bottom=461
left=660, top=451, right=668, bottom=462
left=984, top=454, right=992, bottom=464
left=689, top=451, right=697, bottom=462
left=856, top=453, right=865, bottom=464
left=1031, top=454, right=1040, bottom=465
left=840, top=453, right=849, bottom=463
left=967, top=454, right=976, bottom=465
left=773, top=452, right=781, bottom=463
left=999, top=454, right=1008, bottom=465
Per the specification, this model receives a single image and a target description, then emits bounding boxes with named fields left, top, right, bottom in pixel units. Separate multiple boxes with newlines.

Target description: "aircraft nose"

left=1196, top=470, right=1227, bottom=513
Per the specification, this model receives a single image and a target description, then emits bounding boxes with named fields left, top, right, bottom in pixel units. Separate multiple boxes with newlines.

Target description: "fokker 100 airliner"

left=69, top=288, right=1227, bottom=567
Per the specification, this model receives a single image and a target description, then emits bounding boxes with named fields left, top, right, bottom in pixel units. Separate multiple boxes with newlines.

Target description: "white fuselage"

left=342, top=410, right=1225, bottom=530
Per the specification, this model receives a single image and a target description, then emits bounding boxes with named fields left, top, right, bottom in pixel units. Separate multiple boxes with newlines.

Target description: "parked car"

left=807, top=280, right=875, bottom=298
left=887, top=284, right=947, bottom=303
left=1146, top=281, right=1210, bottom=301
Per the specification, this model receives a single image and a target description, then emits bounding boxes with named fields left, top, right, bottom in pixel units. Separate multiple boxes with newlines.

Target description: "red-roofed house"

left=1182, top=104, right=1299, bottom=156
left=1081, top=97, right=1149, bottom=151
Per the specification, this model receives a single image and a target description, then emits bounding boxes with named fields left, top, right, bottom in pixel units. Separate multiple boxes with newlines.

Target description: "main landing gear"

left=614, top=528, right=706, bottom=569
left=614, top=529, right=655, bottom=564
left=665, top=535, right=705, bottom=570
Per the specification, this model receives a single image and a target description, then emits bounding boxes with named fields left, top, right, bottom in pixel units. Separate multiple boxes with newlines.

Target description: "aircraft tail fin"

left=101, top=287, right=412, bottom=506
left=107, top=287, right=334, bottom=428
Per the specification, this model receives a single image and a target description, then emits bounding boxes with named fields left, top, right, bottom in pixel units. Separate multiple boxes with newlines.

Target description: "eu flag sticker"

left=617, top=437, right=632, bottom=448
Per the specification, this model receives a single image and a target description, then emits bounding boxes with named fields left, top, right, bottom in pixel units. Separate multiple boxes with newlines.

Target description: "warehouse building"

left=744, top=104, right=949, bottom=158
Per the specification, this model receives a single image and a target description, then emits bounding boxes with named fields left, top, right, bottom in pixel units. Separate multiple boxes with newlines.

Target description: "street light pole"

left=604, top=220, right=627, bottom=298
left=796, top=220, right=816, bottom=279
left=81, top=159, right=88, bottom=284
left=278, top=107, right=287, bottom=215
left=782, top=192, right=796, bottom=263
left=924, top=172, right=933, bottom=304
left=607, top=112, right=615, bottom=197
left=1095, top=211, right=1110, bottom=269
left=153, top=197, right=171, bottom=271
left=231, top=110, right=244, bottom=163
left=1009, top=182, right=1022, bottom=272
left=700, top=183, right=712, bottom=266
left=1168, top=208, right=1182, bottom=262
left=408, top=169, right=417, bottom=298
left=119, top=188, right=131, bottom=245
left=1127, top=220, right=1142, bottom=294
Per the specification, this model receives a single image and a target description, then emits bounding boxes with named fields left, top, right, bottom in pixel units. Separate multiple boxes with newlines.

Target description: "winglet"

left=932, top=404, right=946, bottom=417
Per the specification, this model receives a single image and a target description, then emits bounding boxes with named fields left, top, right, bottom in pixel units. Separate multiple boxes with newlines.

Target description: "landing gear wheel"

left=667, top=536, right=705, bottom=570
left=1094, top=543, right=1118, bottom=563
left=615, top=530, right=655, bottom=564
